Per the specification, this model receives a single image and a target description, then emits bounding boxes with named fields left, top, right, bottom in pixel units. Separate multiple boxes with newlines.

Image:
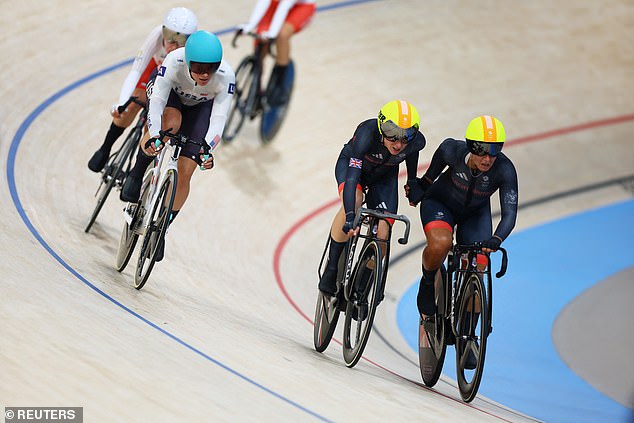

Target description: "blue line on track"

left=4, top=1, right=381, bottom=420
left=397, top=199, right=634, bottom=423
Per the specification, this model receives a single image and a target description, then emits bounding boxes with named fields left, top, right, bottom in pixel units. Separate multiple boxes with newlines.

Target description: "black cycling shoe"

left=267, top=88, right=289, bottom=107
left=351, top=300, right=368, bottom=322
left=318, top=267, right=338, bottom=296
left=88, top=149, right=109, bottom=172
left=155, top=237, right=165, bottom=262
left=464, top=347, right=478, bottom=370
left=417, top=280, right=437, bottom=317
left=120, top=174, right=142, bottom=203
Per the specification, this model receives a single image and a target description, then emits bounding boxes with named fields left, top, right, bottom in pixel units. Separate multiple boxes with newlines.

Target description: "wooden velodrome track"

left=1, top=1, right=632, bottom=421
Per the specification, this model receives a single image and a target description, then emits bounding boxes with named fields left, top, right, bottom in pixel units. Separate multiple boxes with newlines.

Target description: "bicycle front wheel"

left=223, top=56, right=257, bottom=142
left=342, top=240, right=382, bottom=368
left=134, top=169, right=177, bottom=290
left=455, top=272, right=489, bottom=402
left=114, top=174, right=151, bottom=272
left=419, top=268, right=448, bottom=387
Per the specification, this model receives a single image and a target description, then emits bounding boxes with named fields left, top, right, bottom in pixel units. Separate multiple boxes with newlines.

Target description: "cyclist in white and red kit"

left=88, top=7, right=198, bottom=172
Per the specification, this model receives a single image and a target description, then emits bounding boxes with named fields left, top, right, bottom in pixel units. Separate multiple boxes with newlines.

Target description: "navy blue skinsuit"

left=335, top=118, right=426, bottom=216
left=420, top=138, right=519, bottom=243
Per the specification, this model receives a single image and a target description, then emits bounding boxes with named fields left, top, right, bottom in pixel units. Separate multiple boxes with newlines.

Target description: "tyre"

left=223, top=56, right=257, bottom=142
left=114, top=173, right=150, bottom=272
left=85, top=124, right=141, bottom=233
left=455, top=272, right=489, bottom=402
left=133, top=169, right=177, bottom=290
left=342, top=240, right=382, bottom=368
left=419, top=268, right=448, bottom=387
left=313, top=290, right=341, bottom=352
left=260, top=60, right=294, bottom=144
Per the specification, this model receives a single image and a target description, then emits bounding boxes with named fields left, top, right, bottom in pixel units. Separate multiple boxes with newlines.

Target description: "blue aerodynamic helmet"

left=185, top=30, right=223, bottom=71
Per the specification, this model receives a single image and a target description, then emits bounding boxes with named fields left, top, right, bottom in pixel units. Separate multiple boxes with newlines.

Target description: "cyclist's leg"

left=121, top=88, right=182, bottom=202
left=457, top=203, right=493, bottom=272
left=89, top=61, right=154, bottom=172
left=361, top=169, right=398, bottom=296
left=173, top=99, right=213, bottom=211
left=266, top=3, right=315, bottom=105
left=455, top=204, right=492, bottom=317
left=418, top=199, right=455, bottom=316
left=318, top=156, right=364, bottom=295
left=275, top=1, right=315, bottom=66
left=365, top=167, right=399, bottom=249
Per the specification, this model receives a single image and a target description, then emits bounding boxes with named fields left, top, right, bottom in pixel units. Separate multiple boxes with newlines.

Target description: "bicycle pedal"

left=123, top=205, right=136, bottom=224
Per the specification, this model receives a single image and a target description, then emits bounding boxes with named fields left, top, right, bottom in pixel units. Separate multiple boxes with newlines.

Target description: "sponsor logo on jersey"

left=157, top=66, right=166, bottom=77
left=228, top=83, right=235, bottom=94
left=505, top=190, right=518, bottom=205
left=174, top=87, right=211, bottom=102
left=371, top=153, right=384, bottom=160
left=349, top=158, right=362, bottom=169
left=457, top=172, right=469, bottom=181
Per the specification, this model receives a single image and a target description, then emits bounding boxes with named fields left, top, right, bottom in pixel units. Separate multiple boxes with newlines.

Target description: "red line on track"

left=272, top=113, right=634, bottom=419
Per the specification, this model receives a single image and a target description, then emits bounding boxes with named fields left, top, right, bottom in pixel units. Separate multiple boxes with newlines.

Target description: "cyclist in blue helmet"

left=120, top=30, right=235, bottom=262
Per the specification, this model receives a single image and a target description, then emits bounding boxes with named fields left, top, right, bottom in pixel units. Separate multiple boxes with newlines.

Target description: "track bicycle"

left=114, top=129, right=210, bottom=290
left=85, top=97, right=146, bottom=233
left=313, top=207, right=411, bottom=368
left=418, top=242, right=508, bottom=402
left=223, top=30, right=295, bottom=144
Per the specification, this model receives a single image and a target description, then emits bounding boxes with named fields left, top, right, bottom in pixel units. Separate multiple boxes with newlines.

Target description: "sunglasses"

left=384, top=135, right=409, bottom=145
left=189, top=61, right=220, bottom=75
left=162, top=26, right=188, bottom=47
left=468, top=140, right=503, bottom=157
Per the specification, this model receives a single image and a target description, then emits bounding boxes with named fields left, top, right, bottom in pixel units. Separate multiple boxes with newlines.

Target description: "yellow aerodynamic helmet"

left=377, top=100, right=420, bottom=142
left=465, top=115, right=506, bottom=157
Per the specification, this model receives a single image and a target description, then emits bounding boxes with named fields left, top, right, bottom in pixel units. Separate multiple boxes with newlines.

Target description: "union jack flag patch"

left=349, top=158, right=362, bottom=169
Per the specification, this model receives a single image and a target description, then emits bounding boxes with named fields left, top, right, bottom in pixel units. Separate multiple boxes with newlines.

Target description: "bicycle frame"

left=447, top=251, right=484, bottom=337
left=128, top=140, right=181, bottom=237
left=342, top=207, right=410, bottom=302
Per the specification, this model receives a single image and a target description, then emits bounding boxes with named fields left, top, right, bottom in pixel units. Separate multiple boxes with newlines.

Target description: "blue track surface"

left=397, top=199, right=634, bottom=422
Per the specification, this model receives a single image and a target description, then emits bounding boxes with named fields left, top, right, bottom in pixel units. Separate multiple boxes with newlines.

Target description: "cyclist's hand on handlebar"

left=110, top=103, right=123, bottom=118
left=144, top=136, right=164, bottom=156
left=342, top=212, right=359, bottom=237
left=259, top=30, right=275, bottom=40
left=482, top=235, right=502, bottom=253
left=199, top=147, right=214, bottom=170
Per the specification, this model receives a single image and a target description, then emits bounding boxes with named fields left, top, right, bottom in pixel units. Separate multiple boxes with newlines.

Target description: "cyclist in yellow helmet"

left=409, top=115, right=518, bottom=367
left=318, top=100, right=428, bottom=299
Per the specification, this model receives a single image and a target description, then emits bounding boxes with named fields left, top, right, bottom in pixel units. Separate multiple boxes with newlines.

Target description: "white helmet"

left=163, top=7, right=198, bottom=35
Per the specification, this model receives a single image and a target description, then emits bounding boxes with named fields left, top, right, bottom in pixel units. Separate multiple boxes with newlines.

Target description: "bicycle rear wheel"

left=133, top=169, right=177, bottom=290
left=223, top=56, right=257, bottom=142
left=455, top=272, right=489, bottom=402
left=313, top=290, right=342, bottom=352
left=342, top=240, right=382, bottom=368
left=419, top=268, right=448, bottom=387
left=85, top=126, right=140, bottom=233
left=260, top=60, right=294, bottom=144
